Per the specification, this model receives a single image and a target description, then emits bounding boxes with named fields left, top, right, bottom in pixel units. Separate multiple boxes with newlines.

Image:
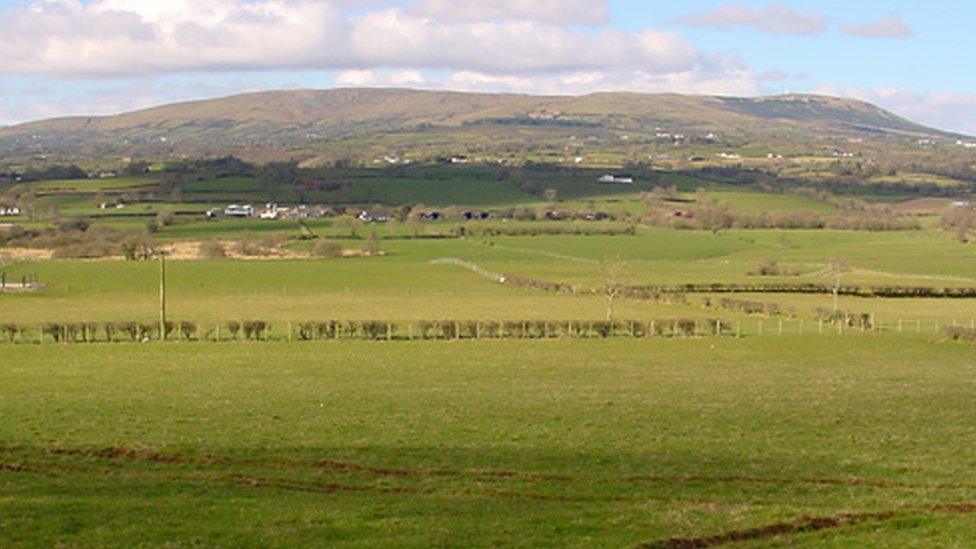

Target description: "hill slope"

left=0, top=88, right=957, bottom=162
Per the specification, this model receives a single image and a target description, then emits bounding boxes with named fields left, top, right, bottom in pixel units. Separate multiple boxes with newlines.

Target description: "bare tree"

left=601, top=255, right=628, bottom=322
left=826, top=258, right=849, bottom=312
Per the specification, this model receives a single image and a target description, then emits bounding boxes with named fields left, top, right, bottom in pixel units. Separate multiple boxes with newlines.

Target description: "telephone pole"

left=159, top=252, right=167, bottom=341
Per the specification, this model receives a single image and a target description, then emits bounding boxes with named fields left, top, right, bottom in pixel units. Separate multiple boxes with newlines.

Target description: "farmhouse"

left=358, top=209, right=391, bottom=223
left=0, top=206, right=21, bottom=217
left=259, top=204, right=281, bottom=220
left=224, top=204, right=254, bottom=217
left=420, top=211, right=443, bottom=221
left=598, top=174, right=635, bottom=184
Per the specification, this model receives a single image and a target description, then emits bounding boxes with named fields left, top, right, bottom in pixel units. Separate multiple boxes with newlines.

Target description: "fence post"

left=778, top=319, right=783, bottom=335
left=898, top=319, right=903, bottom=333
left=916, top=320, right=921, bottom=334
left=387, top=322, right=393, bottom=341
left=758, top=320, right=763, bottom=336
left=818, top=319, right=823, bottom=334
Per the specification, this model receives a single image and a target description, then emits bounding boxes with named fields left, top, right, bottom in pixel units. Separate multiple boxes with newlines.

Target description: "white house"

left=259, top=204, right=280, bottom=220
left=224, top=204, right=254, bottom=217
left=0, top=206, right=21, bottom=217
left=598, top=174, right=635, bottom=184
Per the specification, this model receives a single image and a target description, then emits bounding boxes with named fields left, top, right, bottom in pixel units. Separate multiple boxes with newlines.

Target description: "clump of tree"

left=0, top=218, right=154, bottom=259
left=20, top=164, right=88, bottom=182
left=198, top=240, right=227, bottom=259
left=941, top=207, right=976, bottom=243
left=311, top=239, right=344, bottom=258
left=748, top=260, right=797, bottom=277
left=364, top=230, right=382, bottom=255
left=233, top=233, right=284, bottom=257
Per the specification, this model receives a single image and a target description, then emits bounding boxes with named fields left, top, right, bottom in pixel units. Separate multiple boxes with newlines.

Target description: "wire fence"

left=0, top=316, right=973, bottom=346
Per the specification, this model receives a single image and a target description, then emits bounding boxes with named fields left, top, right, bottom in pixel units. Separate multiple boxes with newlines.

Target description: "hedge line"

left=0, top=319, right=730, bottom=344
left=624, top=283, right=976, bottom=299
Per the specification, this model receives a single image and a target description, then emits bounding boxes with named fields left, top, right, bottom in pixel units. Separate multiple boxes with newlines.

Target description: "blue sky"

left=1, top=0, right=974, bottom=133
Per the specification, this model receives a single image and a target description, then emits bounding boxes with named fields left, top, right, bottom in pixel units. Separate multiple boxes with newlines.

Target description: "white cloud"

left=840, top=17, right=914, bottom=39
left=409, top=0, right=611, bottom=26
left=0, top=0, right=713, bottom=79
left=673, top=3, right=828, bottom=35
left=0, top=0, right=768, bottom=124
left=335, top=69, right=426, bottom=86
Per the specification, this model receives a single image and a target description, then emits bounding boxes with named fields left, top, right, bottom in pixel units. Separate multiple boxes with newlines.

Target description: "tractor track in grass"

left=642, top=503, right=976, bottom=548
left=5, top=446, right=976, bottom=494
left=9, top=450, right=976, bottom=537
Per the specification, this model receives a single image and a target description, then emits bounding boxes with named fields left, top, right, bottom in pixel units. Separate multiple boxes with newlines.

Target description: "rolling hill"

left=0, top=88, right=961, bottom=164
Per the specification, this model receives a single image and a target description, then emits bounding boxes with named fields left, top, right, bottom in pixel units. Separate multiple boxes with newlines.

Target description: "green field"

left=3, top=336, right=976, bottom=546
left=5, top=164, right=976, bottom=546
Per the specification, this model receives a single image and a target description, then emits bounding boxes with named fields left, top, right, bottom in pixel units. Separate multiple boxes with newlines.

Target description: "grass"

left=6, top=171, right=976, bottom=545
left=3, top=336, right=976, bottom=546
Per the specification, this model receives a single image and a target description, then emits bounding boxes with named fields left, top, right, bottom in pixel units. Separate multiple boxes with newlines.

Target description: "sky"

left=1, top=0, right=975, bottom=133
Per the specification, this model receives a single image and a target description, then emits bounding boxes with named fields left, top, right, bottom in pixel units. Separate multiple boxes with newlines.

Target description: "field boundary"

left=0, top=318, right=731, bottom=345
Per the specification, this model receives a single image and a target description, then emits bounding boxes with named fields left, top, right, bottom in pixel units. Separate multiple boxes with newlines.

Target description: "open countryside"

left=4, top=1, right=976, bottom=547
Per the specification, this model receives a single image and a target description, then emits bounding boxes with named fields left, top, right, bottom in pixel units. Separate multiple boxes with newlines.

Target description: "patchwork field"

left=4, top=167, right=976, bottom=546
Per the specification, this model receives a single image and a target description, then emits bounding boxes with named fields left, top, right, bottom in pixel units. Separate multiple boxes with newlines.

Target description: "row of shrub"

left=465, top=225, right=636, bottom=237
left=624, top=283, right=976, bottom=299
left=704, top=297, right=788, bottom=317
left=0, top=321, right=274, bottom=343
left=944, top=326, right=976, bottom=343
left=814, top=310, right=874, bottom=329
left=0, top=319, right=730, bottom=344
left=501, top=274, right=687, bottom=304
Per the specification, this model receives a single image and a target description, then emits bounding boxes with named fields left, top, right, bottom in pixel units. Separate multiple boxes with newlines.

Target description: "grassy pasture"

left=4, top=226, right=976, bottom=326
left=3, top=337, right=976, bottom=546
left=25, top=177, right=156, bottom=192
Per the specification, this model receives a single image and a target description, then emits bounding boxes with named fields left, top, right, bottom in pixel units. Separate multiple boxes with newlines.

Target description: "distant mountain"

left=0, top=88, right=959, bottom=164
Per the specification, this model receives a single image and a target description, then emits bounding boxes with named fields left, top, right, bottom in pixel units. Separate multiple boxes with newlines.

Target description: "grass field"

left=5, top=166, right=976, bottom=545
left=3, top=336, right=976, bottom=546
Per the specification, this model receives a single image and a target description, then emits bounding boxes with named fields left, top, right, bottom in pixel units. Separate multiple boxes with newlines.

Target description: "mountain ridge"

left=0, top=88, right=963, bottom=163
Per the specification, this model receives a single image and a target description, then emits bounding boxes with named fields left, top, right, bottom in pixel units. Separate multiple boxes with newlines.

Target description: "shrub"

left=364, top=230, right=382, bottom=255
left=311, top=240, right=343, bottom=258
left=226, top=321, right=242, bottom=339
left=178, top=321, right=197, bottom=340
left=748, top=260, right=797, bottom=277
left=242, top=320, right=270, bottom=340
left=154, top=210, right=175, bottom=230
left=199, top=240, right=227, bottom=259
left=945, top=326, right=976, bottom=343
left=0, top=323, right=20, bottom=342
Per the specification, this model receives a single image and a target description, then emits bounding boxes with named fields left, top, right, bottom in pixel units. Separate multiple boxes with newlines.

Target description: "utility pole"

left=159, top=252, right=167, bottom=341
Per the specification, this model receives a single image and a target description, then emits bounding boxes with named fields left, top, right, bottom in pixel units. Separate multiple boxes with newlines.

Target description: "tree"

left=601, top=255, right=627, bottom=322
left=312, top=239, right=344, bottom=258
left=364, top=229, right=381, bottom=256
left=826, top=258, right=849, bottom=313
left=199, top=240, right=227, bottom=259
left=259, top=161, right=299, bottom=202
